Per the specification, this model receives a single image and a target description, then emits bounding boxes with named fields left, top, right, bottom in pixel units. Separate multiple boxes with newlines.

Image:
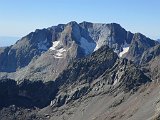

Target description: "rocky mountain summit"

left=0, top=21, right=157, bottom=82
left=126, top=33, right=158, bottom=64
left=0, top=21, right=160, bottom=120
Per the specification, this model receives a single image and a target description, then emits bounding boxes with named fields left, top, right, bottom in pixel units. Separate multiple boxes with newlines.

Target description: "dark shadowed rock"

left=0, top=79, right=18, bottom=107
left=0, top=79, right=58, bottom=108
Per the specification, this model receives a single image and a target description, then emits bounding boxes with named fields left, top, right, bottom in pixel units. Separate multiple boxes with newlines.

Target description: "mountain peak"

left=133, top=33, right=146, bottom=39
left=0, top=21, right=158, bottom=79
left=67, top=21, right=78, bottom=26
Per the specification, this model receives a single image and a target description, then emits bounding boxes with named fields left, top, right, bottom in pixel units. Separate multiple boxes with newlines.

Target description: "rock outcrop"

left=126, top=33, right=158, bottom=64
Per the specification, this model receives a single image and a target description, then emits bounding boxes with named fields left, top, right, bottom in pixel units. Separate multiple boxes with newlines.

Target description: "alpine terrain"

left=0, top=21, right=160, bottom=120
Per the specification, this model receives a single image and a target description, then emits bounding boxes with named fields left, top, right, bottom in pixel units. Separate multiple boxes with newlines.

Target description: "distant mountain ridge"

left=0, top=21, right=158, bottom=81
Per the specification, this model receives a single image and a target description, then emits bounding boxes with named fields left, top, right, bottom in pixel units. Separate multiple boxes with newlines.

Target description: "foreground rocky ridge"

left=0, top=44, right=155, bottom=120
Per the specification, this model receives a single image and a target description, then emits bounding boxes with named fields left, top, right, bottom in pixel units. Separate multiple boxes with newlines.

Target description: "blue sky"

left=0, top=0, right=160, bottom=43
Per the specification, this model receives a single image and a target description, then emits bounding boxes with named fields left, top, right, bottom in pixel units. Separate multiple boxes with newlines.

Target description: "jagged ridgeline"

left=0, top=21, right=159, bottom=120
left=0, top=21, right=158, bottom=82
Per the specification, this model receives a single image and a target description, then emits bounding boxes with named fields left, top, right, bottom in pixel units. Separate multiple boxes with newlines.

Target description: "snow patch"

left=55, top=48, right=66, bottom=58
left=119, top=47, right=129, bottom=57
left=53, top=55, right=63, bottom=59
left=50, top=41, right=60, bottom=50
left=94, top=39, right=107, bottom=51
left=80, top=37, right=96, bottom=55
left=57, top=48, right=66, bottom=53
left=118, top=42, right=130, bottom=57
left=113, top=79, right=118, bottom=85
left=49, top=40, right=66, bottom=58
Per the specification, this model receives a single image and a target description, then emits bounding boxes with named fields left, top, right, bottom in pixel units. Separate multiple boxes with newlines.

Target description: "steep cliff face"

left=80, top=22, right=133, bottom=52
left=139, top=44, right=160, bottom=81
left=140, top=44, right=160, bottom=64
left=126, top=33, right=158, bottom=64
left=0, top=29, right=53, bottom=72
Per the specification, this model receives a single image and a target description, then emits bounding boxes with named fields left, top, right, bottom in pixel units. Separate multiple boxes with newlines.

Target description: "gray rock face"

left=50, top=45, right=118, bottom=107
left=0, top=29, right=53, bottom=72
left=80, top=22, right=133, bottom=52
left=126, top=33, right=158, bottom=64
left=140, top=44, right=160, bottom=81
left=140, top=44, right=160, bottom=64
left=102, top=58, right=151, bottom=92
left=50, top=47, right=150, bottom=107
left=148, top=56, right=160, bottom=81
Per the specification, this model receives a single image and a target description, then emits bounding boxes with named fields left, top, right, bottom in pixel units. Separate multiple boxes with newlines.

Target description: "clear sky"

left=0, top=0, right=160, bottom=40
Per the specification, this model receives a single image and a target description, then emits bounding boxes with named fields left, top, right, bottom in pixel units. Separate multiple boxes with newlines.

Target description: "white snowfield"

left=54, top=48, right=66, bottom=58
left=49, top=41, right=66, bottom=58
left=50, top=38, right=96, bottom=58
left=80, top=37, right=96, bottom=55
left=49, top=38, right=130, bottom=58
left=113, top=79, right=118, bottom=85
left=119, top=47, right=129, bottom=57
left=50, top=41, right=60, bottom=50
left=94, top=39, right=106, bottom=51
